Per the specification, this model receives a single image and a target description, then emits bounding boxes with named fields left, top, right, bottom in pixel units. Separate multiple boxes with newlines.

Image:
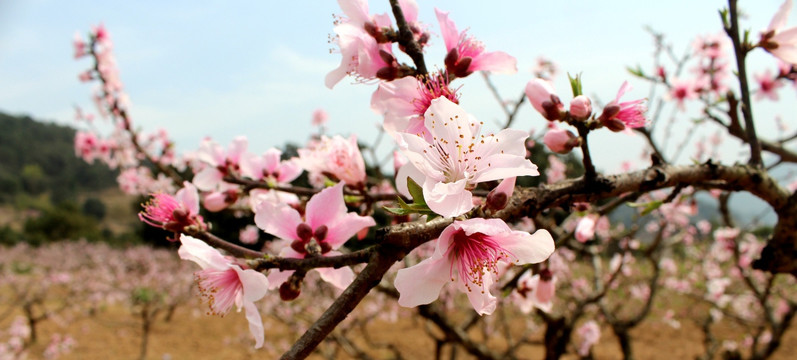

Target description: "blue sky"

left=0, top=0, right=794, bottom=174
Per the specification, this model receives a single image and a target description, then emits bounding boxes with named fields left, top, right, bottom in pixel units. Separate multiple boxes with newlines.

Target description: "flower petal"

left=177, top=235, right=229, bottom=271
left=175, top=181, right=200, bottom=215
left=501, top=229, right=555, bottom=264
left=193, top=167, right=223, bottom=191
left=306, top=182, right=346, bottom=230
left=471, top=51, right=517, bottom=74
left=434, top=8, right=458, bottom=51
left=395, top=255, right=452, bottom=308
left=423, top=178, right=474, bottom=218
left=254, top=200, right=302, bottom=241
left=325, top=212, right=376, bottom=249
left=235, top=267, right=269, bottom=303
left=460, top=273, right=497, bottom=316
left=243, top=301, right=265, bottom=349
left=316, top=265, right=355, bottom=290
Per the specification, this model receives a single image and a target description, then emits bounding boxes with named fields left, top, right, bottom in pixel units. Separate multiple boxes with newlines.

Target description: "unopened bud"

left=543, top=129, right=578, bottom=154
left=485, top=177, right=516, bottom=211
left=569, top=95, right=592, bottom=119
left=279, top=281, right=301, bottom=301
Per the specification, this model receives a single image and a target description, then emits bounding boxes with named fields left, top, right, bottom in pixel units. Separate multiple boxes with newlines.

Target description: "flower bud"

left=526, top=79, right=563, bottom=120
left=569, top=95, right=592, bottom=119
left=279, top=281, right=301, bottom=301
left=543, top=129, right=579, bottom=154
left=486, top=177, right=516, bottom=211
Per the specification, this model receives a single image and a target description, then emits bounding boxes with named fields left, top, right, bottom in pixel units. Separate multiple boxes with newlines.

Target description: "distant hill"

left=0, top=112, right=118, bottom=203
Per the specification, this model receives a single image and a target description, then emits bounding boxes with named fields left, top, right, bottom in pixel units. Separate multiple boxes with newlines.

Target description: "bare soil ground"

left=10, top=300, right=795, bottom=360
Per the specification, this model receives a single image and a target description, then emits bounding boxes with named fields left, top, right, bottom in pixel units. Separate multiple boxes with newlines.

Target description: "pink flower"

left=239, top=225, right=260, bottom=245
left=599, top=81, right=647, bottom=131
left=576, top=320, right=601, bottom=357
left=575, top=214, right=597, bottom=243
left=569, top=95, right=592, bottom=119
left=692, top=33, right=728, bottom=60
left=73, top=31, right=86, bottom=59
left=543, top=128, right=579, bottom=154
left=312, top=108, right=328, bottom=127
left=754, top=69, right=784, bottom=100
left=514, top=269, right=556, bottom=313
left=325, top=0, right=407, bottom=87
left=193, top=137, right=248, bottom=191
left=178, top=235, right=268, bottom=348
left=395, top=98, right=539, bottom=218
left=240, top=148, right=303, bottom=186
left=371, top=72, right=460, bottom=141
left=760, top=0, right=797, bottom=65
left=394, top=218, right=554, bottom=315
left=297, top=135, right=367, bottom=188
left=435, top=8, right=516, bottom=78
left=139, top=182, right=206, bottom=240
left=525, top=79, right=564, bottom=121
left=668, top=78, right=698, bottom=111
left=545, top=155, right=566, bottom=184
left=254, top=182, right=376, bottom=290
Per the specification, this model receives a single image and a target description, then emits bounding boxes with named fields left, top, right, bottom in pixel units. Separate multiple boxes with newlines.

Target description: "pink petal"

left=228, top=136, right=248, bottom=163
left=398, top=0, right=419, bottom=22
left=193, top=167, right=223, bottom=191
left=175, top=181, right=200, bottom=215
left=471, top=155, right=539, bottom=183
left=242, top=301, right=265, bottom=349
left=434, top=8, right=459, bottom=51
left=266, top=269, right=294, bottom=291
left=500, top=229, right=555, bottom=264
left=395, top=255, right=452, bottom=308
left=470, top=51, right=517, bottom=74
left=177, top=235, right=229, bottom=271
left=324, top=212, right=376, bottom=249
left=276, top=159, right=303, bottom=183
left=235, top=267, right=269, bottom=303
left=305, top=182, right=346, bottom=230
left=460, top=272, right=497, bottom=315
left=316, top=265, right=355, bottom=290
left=615, top=81, right=633, bottom=102
left=423, top=178, right=474, bottom=218
left=338, top=0, right=370, bottom=26
left=254, top=201, right=302, bottom=241
left=768, top=0, right=793, bottom=32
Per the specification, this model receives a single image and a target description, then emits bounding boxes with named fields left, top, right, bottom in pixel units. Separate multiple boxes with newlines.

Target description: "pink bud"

left=525, top=79, right=563, bottom=120
left=312, top=109, right=328, bottom=127
left=486, top=177, right=516, bottom=211
left=569, top=95, right=592, bottom=119
left=543, top=129, right=579, bottom=154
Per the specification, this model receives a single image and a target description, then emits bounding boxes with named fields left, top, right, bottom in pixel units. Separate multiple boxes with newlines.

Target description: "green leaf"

left=626, top=200, right=664, bottom=216
left=406, top=177, right=426, bottom=205
left=626, top=65, right=645, bottom=78
left=568, top=72, right=583, bottom=97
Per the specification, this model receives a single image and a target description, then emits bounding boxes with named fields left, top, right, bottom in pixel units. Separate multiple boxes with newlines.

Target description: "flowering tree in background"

left=68, top=0, right=797, bottom=359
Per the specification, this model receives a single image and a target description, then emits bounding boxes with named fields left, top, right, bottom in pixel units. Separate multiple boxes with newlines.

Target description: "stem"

left=389, top=0, right=427, bottom=76
left=576, top=123, right=597, bottom=181
left=726, top=0, right=763, bottom=167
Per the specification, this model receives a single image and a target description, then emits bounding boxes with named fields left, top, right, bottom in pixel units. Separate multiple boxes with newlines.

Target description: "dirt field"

left=11, top=298, right=795, bottom=360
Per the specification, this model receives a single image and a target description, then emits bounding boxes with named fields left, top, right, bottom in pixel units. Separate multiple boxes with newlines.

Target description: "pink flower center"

left=412, top=74, right=460, bottom=116
left=139, top=193, right=180, bottom=226
left=195, top=267, right=242, bottom=316
left=456, top=32, right=484, bottom=60
left=447, top=229, right=511, bottom=292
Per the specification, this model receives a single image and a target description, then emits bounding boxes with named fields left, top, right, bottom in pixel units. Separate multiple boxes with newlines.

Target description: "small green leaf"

left=568, top=72, right=583, bottom=97
left=627, top=200, right=664, bottom=216
left=406, top=177, right=426, bottom=205
left=626, top=65, right=645, bottom=78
